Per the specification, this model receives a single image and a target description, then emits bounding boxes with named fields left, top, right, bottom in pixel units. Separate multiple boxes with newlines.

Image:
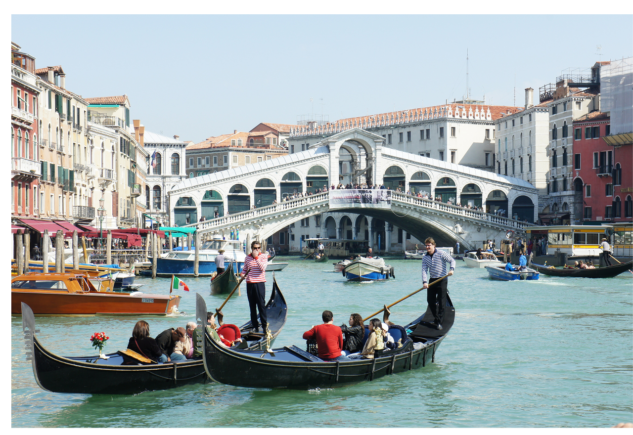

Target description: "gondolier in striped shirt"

left=421, top=237, right=456, bottom=330
left=240, top=241, right=269, bottom=333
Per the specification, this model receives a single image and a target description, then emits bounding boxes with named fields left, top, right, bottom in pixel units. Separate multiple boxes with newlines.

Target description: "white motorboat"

left=344, top=257, right=395, bottom=281
left=464, top=251, right=502, bottom=268
left=404, top=246, right=453, bottom=260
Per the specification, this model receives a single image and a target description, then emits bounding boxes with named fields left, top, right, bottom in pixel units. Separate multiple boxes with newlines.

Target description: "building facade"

left=11, top=43, right=40, bottom=220
left=249, top=122, right=297, bottom=148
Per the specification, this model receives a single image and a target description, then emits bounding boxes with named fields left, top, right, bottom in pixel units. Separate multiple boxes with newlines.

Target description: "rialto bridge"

left=169, top=128, right=538, bottom=249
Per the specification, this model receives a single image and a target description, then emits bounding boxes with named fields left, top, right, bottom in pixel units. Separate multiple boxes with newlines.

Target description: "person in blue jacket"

left=519, top=253, right=527, bottom=271
left=505, top=261, right=517, bottom=272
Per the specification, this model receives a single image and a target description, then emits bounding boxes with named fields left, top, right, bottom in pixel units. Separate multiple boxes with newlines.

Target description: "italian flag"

left=171, top=275, right=190, bottom=293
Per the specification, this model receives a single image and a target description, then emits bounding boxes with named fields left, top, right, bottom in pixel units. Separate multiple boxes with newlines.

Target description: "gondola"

left=211, top=262, right=240, bottom=295
left=201, top=292, right=455, bottom=389
left=314, top=254, right=328, bottom=262
left=531, top=261, right=632, bottom=278
left=20, top=276, right=287, bottom=395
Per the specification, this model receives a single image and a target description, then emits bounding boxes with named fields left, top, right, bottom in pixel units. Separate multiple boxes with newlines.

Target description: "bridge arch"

left=435, top=176, right=457, bottom=203
left=324, top=216, right=337, bottom=238
left=339, top=215, right=354, bottom=239
left=281, top=171, right=303, bottom=200
left=409, top=171, right=432, bottom=196
left=307, top=165, right=328, bottom=193
left=228, top=184, right=250, bottom=215
left=174, top=196, right=197, bottom=225
left=512, top=195, right=535, bottom=222
left=461, top=183, right=483, bottom=207
left=383, top=165, right=405, bottom=191
left=486, top=190, right=508, bottom=216
left=355, top=215, right=369, bottom=241
left=254, top=178, right=276, bottom=208
left=201, top=190, right=224, bottom=219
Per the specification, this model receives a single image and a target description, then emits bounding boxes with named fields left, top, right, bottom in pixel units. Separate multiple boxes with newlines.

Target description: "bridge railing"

left=391, top=192, right=529, bottom=230
left=184, top=192, right=330, bottom=232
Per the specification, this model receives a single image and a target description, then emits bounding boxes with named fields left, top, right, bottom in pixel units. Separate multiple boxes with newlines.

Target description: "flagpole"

left=170, top=274, right=174, bottom=294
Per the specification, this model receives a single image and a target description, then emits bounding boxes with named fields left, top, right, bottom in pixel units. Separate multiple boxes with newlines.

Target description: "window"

left=552, top=150, right=557, bottom=168
left=575, top=154, right=581, bottom=170
left=232, top=155, right=238, bottom=164
left=504, top=161, right=508, bottom=175
left=420, top=130, right=424, bottom=140
left=529, top=114, right=532, bottom=122
left=223, top=155, right=228, bottom=165
left=238, top=139, right=242, bottom=146
left=273, top=138, right=277, bottom=145
left=591, top=126, right=600, bottom=138
left=205, top=156, right=210, bottom=166
left=388, top=134, right=392, bottom=144
left=520, top=157, right=523, bottom=174
left=26, top=185, right=29, bottom=209
left=485, top=129, right=490, bottom=139
left=266, top=137, right=271, bottom=145
left=451, top=127, right=456, bottom=137
left=593, top=152, right=598, bottom=168
left=563, top=102, right=567, bottom=111
left=280, top=232, right=285, bottom=245
left=485, top=153, right=491, bottom=166
left=529, top=155, right=532, bottom=172
left=266, top=155, right=271, bottom=160
left=257, top=156, right=263, bottom=162
left=574, top=129, right=581, bottom=140
left=301, top=144, right=305, bottom=151
left=171, top=154, right=180, bottom=175
left=153, top=153, right=162, bottom=175
left=562, top=122, right=568, bottom=138
left=439, top=127, right=444, bottom=138
left=426, top=129, right=430, bottom=139
left=584, top=207, right=592, bottom=219
left=197, top=157, right=201, bottom=167
left=451, top=151, right=455, bottom=163
left=605, top=205, right=612, bottom=219
left=606, top=125, right=610, bottom=136
left=562, top=148, right=568, bottom=166
left=576, top=101, right=581, bottom=110
left=17, top=182, right=22, bottom=208
left=585, top=127, right=591, bottom=139
left=512, top=159, right=515, bottom=175
left=399, top=132, right=403, bottom=143
left=439, top=151, right=444, bottom=161
left=231, top=139, right=236, bottom=146
left=290, top=144, right=294, bottom=153
left=33, top=186, right=37, bottom=210
left=614, top=164, right=622, bottom=186
left=614, top=197, right=622, bottom=218
left=407, top=131, right=411, bottom=142
left=625, top=196, right=632, bottom=218
left=245, top=156, right=251, bottom=164
left=213, top=156, right=218, bottom=166
left=552, top=125, right=557, bottom=140
left=552, top=105, right=557, bottom=115
left=552, top=179, right=558, bottom=193
left=512, top=119, right=515, bottom=127
left=606, top=184, right=613, bottom=196
left=586, top=185, right=591, bottom=197
left=50, top=194, right=54, bottom=213
left=505, top=137, right=508, bottom=151
left=497, top=162, right=501, bottom=174
left=562, top=177, right=567, bottom=191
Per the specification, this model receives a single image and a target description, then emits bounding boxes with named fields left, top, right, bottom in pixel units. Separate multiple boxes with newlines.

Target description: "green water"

left=11, top=257, right=633, bottom=427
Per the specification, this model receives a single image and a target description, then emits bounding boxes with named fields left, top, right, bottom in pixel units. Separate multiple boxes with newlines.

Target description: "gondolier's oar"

left=609, top=254, right=633, bottom=274
left=216, top=269, right=249, bottom=314
left=362, top=274, right=450, bottom=322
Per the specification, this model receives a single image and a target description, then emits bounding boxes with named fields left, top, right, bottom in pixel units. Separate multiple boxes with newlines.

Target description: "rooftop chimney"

left=47, top=67, right=54, bottom=83
left=60, top=74, right=66, bottom=89
left=234, top=130, right=237, bottom=134
left=173, top=135, right=180, bottom=140
left=525, top=88, right=534, bottom=109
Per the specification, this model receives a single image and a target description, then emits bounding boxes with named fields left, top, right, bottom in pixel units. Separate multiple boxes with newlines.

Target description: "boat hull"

left=140, top=258, right=244, bottom=277
left=531, top=261, right=633, bottom=278
left=211, top=263, right=240, bottom=295
left=463, top=258, right=501, bottom=268
left=314, top=255, right=328, bottom=262
left=113, top=273, right=135, bottom=289
left=485, top=265, right=540, bottom=281
left=344, top=261, right=391, bottom=281
left=11, top=291, right=181, bottom=315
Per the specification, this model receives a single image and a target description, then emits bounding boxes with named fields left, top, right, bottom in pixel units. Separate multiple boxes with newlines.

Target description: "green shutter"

left=48, top=90, right=51, bottom=109
left=50, top=163, right=55, bottom=182
left=67, top=100, right=70, bottom=118
left=57, top=166, right=62, bottom=184
left=125, top=107, right=130, bottom=127
left=69, top=170, right=74, bottom=192
left=41, top=161, right=47, bottom=179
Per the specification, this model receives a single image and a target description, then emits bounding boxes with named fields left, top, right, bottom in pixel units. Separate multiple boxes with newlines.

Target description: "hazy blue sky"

left=12, top=15, right=632, bottom=143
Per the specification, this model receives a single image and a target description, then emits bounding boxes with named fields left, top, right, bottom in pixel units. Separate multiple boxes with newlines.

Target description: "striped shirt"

left=243, top=253, right=268, bottom=283
left=421, top=249, right=456, bottom=283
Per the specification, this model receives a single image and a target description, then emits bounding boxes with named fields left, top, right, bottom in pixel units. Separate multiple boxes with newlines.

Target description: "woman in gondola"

left=340, top=313, right=364, bottom=356
left=127, top=320, right=166, bottom=363
left=350, top=318, right=384, bottom=360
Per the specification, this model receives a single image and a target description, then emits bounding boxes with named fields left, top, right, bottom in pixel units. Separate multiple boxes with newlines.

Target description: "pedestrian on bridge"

left=421, top=237, right=455, bottom=331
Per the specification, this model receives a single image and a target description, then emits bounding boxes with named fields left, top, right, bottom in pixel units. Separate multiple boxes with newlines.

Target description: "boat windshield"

left=12, top=280, right=68, bottom=290
left=201, top=240, right=241, bottom=250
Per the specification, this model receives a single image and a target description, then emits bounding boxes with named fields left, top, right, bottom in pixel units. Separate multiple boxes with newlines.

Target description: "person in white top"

left=318, top=243, right=325, bottom=255
left=600, top=237, right=612, bottom=266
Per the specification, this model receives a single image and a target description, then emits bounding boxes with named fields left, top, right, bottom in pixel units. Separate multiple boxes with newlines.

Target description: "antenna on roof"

left=466, top=49, right=469, bottom=100
left=596, top=45, right=602, bottom=61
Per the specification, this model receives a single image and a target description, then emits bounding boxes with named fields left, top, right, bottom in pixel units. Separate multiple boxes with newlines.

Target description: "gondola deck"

left=21, top=277, right=287, bottom=395
left=531, top=261, right=632, bottom=278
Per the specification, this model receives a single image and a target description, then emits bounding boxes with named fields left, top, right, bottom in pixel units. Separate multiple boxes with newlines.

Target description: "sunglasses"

left=253, top=247, right=261, bottom=250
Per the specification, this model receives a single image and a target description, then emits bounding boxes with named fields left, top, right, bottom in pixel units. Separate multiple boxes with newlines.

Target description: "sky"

left=11, top=14, right=633, bottom=144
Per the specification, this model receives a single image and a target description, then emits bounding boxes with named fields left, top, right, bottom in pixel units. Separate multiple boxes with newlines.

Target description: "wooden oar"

left=610, top=254, right=633, bottom=274
left=362, top=274, right=450, bottom=322
left=216, top=270, right=249, bottom=314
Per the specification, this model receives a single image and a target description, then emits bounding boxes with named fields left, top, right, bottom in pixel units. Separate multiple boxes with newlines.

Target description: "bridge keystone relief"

left=169, top=128, right=538, bottom=250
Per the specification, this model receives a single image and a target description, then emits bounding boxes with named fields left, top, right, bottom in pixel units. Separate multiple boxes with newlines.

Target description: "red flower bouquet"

left=90, top=332, right=110, bottom=358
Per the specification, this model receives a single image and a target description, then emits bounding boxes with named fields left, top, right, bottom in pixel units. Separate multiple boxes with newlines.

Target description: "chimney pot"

left=60, top=74, right=66, bottom=89
left=234, top=130, right=237, bottom=134
left=173, top=135, right=179, bottom=140
left=525, top=88, right=534, bottom=109
left=47, top=67, right=54, bottom=83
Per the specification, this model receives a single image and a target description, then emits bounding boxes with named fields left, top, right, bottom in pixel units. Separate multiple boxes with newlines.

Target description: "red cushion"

left=217, top=324, right=241, bottom=343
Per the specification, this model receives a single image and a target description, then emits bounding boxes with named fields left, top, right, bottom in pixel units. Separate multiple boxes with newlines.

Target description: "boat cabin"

left=525, top=225, right=612, bottom=257
left=613, top=223, right=633, bottom=258
left=12, top=272, right=101, bottom=293
left=302, top=238, right=368, bottom=258
left=465, top=251, right=497, bottom=261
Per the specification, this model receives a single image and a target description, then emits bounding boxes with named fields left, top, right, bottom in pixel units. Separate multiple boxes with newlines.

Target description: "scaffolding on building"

left=600, top=57, right=633, bottom=136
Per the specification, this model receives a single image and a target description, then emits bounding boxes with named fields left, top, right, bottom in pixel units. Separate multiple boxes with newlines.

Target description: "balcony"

left=561, top=137, right=568, bottom=147
left=86, top=164, right=96, bottom=179
left=502, top=151, right=508, bottom=160
left=40, top=138, right=47, bottom=148
left=131, top=183, right=142, bottom=197
left=99, top=168, right=114, bottom=181
left=88, top=112, right=125, bottom=128
left=12, top=157, right=41, bottom=179
left=57, top=143, right=65, bottom=154
left=527, top=145, right=533, bottom=155
left=62, top=179, right=72, bottom=191
left=597, top=164, right=613, bottom=177
left=11, top=106, right=34, bottom=123
left=510, top=150, right=515, bottom=158
left=73, top=205, right=95, bottom=220
left=49, top=141, right=56, bottom=151
left=60, top=113, right=66, bottom=121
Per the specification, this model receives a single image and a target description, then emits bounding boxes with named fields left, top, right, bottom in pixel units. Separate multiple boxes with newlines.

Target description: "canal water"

left=11, top=257, right=633, bottom=428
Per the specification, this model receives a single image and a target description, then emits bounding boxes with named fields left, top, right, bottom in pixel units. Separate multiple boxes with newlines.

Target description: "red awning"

left=53, top=220, right=85, bottom=237
left=78, top=231, right=143, bottom=247
left=19, top=219, right=66, bottom=235
left=115, top=228, right=166, bottom=238
left=11, top=225, right=24, bottom=234
left=75, top=224, right=98, bottom=232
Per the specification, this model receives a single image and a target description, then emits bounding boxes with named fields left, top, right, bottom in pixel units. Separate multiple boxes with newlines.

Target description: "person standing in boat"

left=600, top=237, right=613, bottom=266
left=421, top=237, right=455, bottom=331
left=366, top=247, right=374, bottom=258
left=240, top=241, right=269, bottom=333
left=215, top=249, right=226, bottom=275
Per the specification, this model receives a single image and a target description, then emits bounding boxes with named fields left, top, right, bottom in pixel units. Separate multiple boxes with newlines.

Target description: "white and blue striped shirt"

left=421, top=250, right=456, bottom=283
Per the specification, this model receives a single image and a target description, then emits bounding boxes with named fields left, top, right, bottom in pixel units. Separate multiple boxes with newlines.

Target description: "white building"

left=494, top=88, right=551, bottom=216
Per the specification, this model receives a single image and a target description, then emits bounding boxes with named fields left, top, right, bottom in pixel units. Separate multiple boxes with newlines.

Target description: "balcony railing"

left=99, top=168, right=114, bottom=180
left=597, top=164, right=613, bottom=176
left=49, top=141, right=56, bottom=151
left=551, top=167, right=557, bottom=177
left=11, top=106, right=35, bottom=123
left=561, top=137, right=568, bottom=147
left=73, top=205, right=95, bottom=219
left=88, top=112, right=126, bottom=128
left=131, top=183, right=141, bottom=196
left=556, top=73, right=594, bottom=84
left=527, top=145, right=533, bottom=155
left=12, top=158, right=41, bottom=177
left=40, top=138, right=47, bottom=148
left=60, top=113, right=66, bottom=121
left=58, top=143, right=64, bottom=153
left=539, top=83, right=555, bottom=102
left=86, top=164, right=96, bottom=179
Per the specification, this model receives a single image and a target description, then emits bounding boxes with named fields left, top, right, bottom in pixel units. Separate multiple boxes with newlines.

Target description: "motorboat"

left=404, top=247, right=453, bottom=260
left=11, top=272, right=181, bottom=315
left=484, top=264, right=539, bottom=281
left=333, top=259, right=351, bottom=273
left=344, top=257, right=395, bottom=281
left=464, top=251, right=502, bottom=268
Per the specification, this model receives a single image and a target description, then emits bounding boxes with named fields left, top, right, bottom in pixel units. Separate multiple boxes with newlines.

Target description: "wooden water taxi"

left=11, top=272, right=180, bottom=316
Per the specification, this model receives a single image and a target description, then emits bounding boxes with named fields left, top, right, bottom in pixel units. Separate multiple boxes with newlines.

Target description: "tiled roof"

left=187, top=132, right=250, bottom=150
left=568, top=88, right=599, bottom=98
left=35, top=65, right=65, bottom=75
left=85, top=95, right=129, bottom=105
left=574, top=111, right=609, bottom=122
left=258, top=123, right=300, bottom=133
left=248, top=130, right=275, bottom=137
left=143, top=130, right=186, bottom=145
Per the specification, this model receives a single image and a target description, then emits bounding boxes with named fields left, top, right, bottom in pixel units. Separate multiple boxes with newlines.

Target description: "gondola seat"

left=217, top=324, right=241, bottom=344
left=387, top=325, right=407, bottom=346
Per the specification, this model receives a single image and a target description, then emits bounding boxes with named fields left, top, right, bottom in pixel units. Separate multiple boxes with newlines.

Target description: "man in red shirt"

left=240, top=241, right=269, bottom=333
left=303, top=310, right=350, bottom=361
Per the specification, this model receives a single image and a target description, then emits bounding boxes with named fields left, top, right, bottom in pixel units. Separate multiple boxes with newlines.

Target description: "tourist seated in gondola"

left=340, top=313, right=364, bottom=356
left=505, top=261, right=517, bottom=272
left=155, top=327, right=180, bottom=362
left=586, top=262, right=596, bottom=269
left=192, top=313, right=230, bottom=358
left=303, top=310, right=350, bottom=361
left=127, top=320, right=166, bottom=363
left=579, top=260, right=588, bottom=269
left=171, top=327, right=192, bottom=361
left=349, top=318, right=384, bottom=360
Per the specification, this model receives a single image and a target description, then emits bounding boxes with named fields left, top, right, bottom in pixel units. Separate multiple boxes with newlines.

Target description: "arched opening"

left=383, top=166, right=405, bottom=191
left=145, top=186, right=150, bottom=209
left=409, top=171, right=431, bottom=196
left=486, top=190, right=507, bottom=216
left=152, top=186, right=161, bottom=210
left=573, top=178, right=584, bottom=221
left=153, top=152, right=162, bottom=175
left=435, top=177, right=457, bottom=203
left=306, top=165, right=328, bottom=194
left=280, top=171, right=302, bottom=200
left=171, top=154, right=180, bottom=175
left=355, top=215, right=369, bottom=241
left=228, top=184, right=250, bottom=214
left=324, top=216, right=337, bottom=239
left=625, top=195, right=632, bottom=218
left=174, top=197, right=197, bottom=225
left=339, top=216, right=353, bottom=240
left=512, top=196, right=535, bottom=222
left=254, top=178, right=276, bottom=208
left=372, top=218, right=387, bottom=250
left=201, top=190, right=224, bottom=219
left=613, top=196, right=622, bottom=218
left=461, top=184, right=482, bottom=207
left=338, top=146, right=354, bottom=185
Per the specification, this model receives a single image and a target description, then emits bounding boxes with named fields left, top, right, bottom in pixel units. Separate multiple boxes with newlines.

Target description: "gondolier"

left=240, top=241, right=269, bottom=333
left=600, top=237, right=612, bottom=266
left=421, top=237, right=455, bottom=330
left=215, top=249, right=226, bottom=275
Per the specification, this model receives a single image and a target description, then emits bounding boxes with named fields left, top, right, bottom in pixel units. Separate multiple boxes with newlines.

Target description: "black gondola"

left=211, top=262, right=240, bottom=295
left=201, top=292, right=455, bottom=389
left=20, top=276, right=287, bottom=395
left=531, top=261, right=632, bottom=278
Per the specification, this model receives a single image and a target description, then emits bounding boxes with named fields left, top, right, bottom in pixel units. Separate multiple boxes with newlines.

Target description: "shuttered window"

left=41, top=161, right=47, bottom=180
left=69, top=170, right=74, bottom=192
left=49, top=163, right=55, bottom=182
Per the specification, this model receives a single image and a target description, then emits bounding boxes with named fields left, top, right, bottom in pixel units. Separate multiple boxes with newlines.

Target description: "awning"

left=11, top=225, right=25, bottom=234
left=116, top=228, right=166, bottom=238
left=78, top=231, right=142, bottom=247
left=75, top=223, right=98, bottom=232
left=53, top=220, right=85, bottom=237
left=159, top=226, right=196, bottom=238
left=18, top=219, right=66, bottom=235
